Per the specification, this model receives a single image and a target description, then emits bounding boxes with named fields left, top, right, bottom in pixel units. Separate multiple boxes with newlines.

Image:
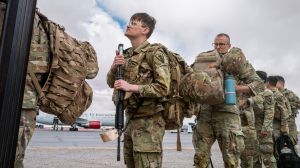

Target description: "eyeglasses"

left=212, top=43, right=228, bottom=47
left=128, top=20, right=148, bottom=28
left=128, top=20, right=139, bottom=26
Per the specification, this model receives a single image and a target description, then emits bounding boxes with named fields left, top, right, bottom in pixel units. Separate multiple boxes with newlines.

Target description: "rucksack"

left=28, top=11, right=99, bottom=125
left=187, top=50, right=225, bottom=105
left=275, top=134, right=300, bottom=168
left=144, top=43, right=194, bottom=130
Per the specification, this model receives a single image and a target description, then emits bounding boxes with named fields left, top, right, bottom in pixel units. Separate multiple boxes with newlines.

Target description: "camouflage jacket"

left=0, top=4, right=49, bottom=109
left=222, top=48, right=264, bottom=99
left=202, top=47, right=264, bottom=114
left=270, top=87, right=289, bottom=127
left=281, top=88, right=300, bottom=117
left=107, top=41, right=170, bottom=117
left=23, top=13, right=50, bottom=109
left=249, top=88, right=275, bottom=132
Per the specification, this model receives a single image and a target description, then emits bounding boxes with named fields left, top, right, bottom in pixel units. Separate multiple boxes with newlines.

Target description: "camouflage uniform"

left=192, top=48, right=263, bottom=168
left=249, top=88, right=276, bottom=168
left=270, top=88, right=289, bottom=160
left=0, top=5, right=50, bottom=167
left=280, top=88, right=300, bottom=146
left=16, top=13, right=49, bottom=168
left=239, top=106, right=259, bottom=168
left=231, top=61, right=264, bottom=168
left=107, top=41, right=170, bottom=168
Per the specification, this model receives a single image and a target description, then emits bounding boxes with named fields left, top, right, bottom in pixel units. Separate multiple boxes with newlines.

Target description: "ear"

left=142, top=26, right=150, bottom=36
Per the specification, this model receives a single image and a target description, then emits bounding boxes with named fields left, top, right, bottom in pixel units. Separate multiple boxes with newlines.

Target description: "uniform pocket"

left=138, top=62, right=153, bottom=84
left=124, top=58, right=139, bottom=83
left=132, top=116, right=165, bottom=152
left=229, top=129, right=245, bottom=154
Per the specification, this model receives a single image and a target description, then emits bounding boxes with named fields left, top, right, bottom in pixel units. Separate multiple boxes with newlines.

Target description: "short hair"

left=267, top=76, right=278, bottom=86
left=256, top=70, right=267, bottom=83
left=130, top=13, right=156, bottom=38
left=276, top=75, right=285, bottom=84
left=215, top=33, right=231, bottom=44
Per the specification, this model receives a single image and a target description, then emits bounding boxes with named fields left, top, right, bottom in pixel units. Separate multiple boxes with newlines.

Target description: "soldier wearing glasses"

left=107, top=13, right=170, bottom=168
left=192, top=33, right=264, bottom=168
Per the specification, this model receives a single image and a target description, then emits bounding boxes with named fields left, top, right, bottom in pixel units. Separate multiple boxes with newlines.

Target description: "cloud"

left=37, top=0, right=300, bottom=127
left=96, top=0, right=300, bottom=90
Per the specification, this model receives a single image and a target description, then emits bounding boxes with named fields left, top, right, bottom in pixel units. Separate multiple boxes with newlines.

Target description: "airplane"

left=36, top=111, right=115, bottom=131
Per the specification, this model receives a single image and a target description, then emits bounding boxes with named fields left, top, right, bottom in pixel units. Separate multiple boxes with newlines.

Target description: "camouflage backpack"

left=183, top=50, right=225, bottom=104
left=28, top=11, right=99, bottom=124
left=144, top=43, right=194, bottom=130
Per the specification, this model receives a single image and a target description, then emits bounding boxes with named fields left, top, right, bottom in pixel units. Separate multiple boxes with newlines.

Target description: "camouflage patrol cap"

left=222, top=47, right=246, bottom=75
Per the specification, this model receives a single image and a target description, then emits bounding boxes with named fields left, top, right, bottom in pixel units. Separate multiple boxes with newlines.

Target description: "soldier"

left=237, top=64, right=263, bottom=168
left=0, top=3, right=50, bottom=168
left=266, top=76, right=289, bottom=160
left=247, top=71, right=276, bottom=168
left=107, top=13, right=170, bottom=168
left=276, top=75, right=300, bottom=146
left=192, top=33, right=264, bottom=168
left=52, top=117, right=59, bottom=131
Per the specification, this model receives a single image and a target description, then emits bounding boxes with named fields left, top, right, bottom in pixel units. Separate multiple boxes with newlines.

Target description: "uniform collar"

left=218, top=47, right=233, bottom=57
left=128, top=41, right=150, bottom=55
left=134, top=40, right=150, bottom=54
left=270, top=87, right=279, bottom=92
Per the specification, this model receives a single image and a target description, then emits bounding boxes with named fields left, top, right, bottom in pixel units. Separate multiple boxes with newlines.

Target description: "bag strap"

left=276, top=134, right=298, bottom=155
left=176, top=129, right=181, bottom=151
left=36, top=11, right=59, bottom=70
left=27, top=64, right=45, bottom=100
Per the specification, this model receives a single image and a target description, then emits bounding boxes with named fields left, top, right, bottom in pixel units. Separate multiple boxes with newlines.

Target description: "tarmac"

left=24, top=128, right=299, bottom=168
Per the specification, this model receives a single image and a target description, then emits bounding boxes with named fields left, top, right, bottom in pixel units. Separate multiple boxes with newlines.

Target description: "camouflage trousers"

left=193, top=110, right=245, bottom=168
left=257, top=131, right=277, bottom=168
left=240, top=127, right=258, bottom=168
left=240, top=108, right=259, bottom=168
left=288, top=116, right=298, bottom=146
left=14, top=109, right=37, bottom=168
left=123, top=113, right=165, bottom=168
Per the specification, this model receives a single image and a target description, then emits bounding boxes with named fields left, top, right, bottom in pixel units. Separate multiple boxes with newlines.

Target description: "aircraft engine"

left=80, top=121, right=101, bottom=129
left=87, top=121, right=101, bottom=129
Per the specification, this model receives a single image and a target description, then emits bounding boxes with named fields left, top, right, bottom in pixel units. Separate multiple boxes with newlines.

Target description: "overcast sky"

left=37, top=0, right=300, bottom=125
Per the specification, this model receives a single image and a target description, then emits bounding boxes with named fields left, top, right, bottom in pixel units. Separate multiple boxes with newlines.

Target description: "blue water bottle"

left=225, top=74, right=236, bottom=105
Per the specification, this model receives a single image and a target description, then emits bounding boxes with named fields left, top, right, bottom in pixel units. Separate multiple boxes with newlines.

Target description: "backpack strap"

left=36, top=11, right=59, bottom=70
left=144, top=44, right=160, bottom=67
left=27, top=64, right=45, bottom=101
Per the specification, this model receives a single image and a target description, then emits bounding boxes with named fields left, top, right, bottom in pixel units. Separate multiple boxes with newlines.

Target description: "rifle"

left=115, top=43, right=125, bottom=161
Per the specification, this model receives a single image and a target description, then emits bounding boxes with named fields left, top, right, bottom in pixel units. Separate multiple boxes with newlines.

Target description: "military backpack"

left=184, top=50, right=225, bottom=105
left=144, top=44, right=226, bottom=130
left=275, top=134, right=300, bottom=168
left=28, top=11, right=99, bottom=124
left=144, top=43, right=194, bottom=130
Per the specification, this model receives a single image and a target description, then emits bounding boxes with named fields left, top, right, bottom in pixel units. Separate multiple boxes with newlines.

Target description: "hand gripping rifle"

left=115, top=44, right=125, bottom=161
